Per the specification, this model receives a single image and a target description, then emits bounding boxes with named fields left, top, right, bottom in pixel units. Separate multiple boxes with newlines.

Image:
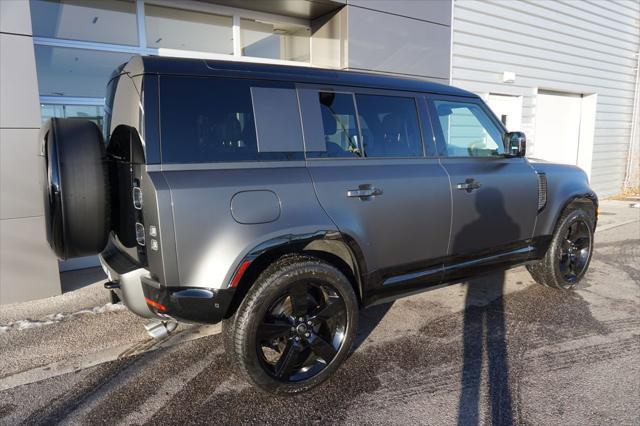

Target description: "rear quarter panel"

left=162, top=162, right=336, bottom=289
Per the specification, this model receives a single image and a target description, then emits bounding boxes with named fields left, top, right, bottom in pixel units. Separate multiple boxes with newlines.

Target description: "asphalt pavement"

left=0, top=200, right=638, bottom=425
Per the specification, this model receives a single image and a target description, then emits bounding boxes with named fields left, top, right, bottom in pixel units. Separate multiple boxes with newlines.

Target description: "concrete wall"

left=312, top=0, right=452, bottom=82
left=0, top=0, right=60, bottom=304
left=451, top=0, right=640, bottom=197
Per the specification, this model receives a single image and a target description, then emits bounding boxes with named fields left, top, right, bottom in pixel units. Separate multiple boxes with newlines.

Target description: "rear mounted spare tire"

left=44, top=118, right=110, bottom=259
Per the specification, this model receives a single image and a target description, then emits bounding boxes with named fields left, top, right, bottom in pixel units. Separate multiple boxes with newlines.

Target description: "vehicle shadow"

left=60, top=266, right=106, bottom=293
left=352, top=302, right=394, bottom=350
left=453, top=188, right=518, bottom=426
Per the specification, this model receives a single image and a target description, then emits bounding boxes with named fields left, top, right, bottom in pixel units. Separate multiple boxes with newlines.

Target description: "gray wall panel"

left=347, top=6, right=451, bottom=80
left=0, top=33, right=41, bottom=129
left=0, top=0, right=60, bottom=304
left=0, top=129, right=44, bottom=220
left=0, top=216, right=60, bottom=304
left=347, top=0, right=451, bottom=26
left=0, top=0, right=33, bottom=36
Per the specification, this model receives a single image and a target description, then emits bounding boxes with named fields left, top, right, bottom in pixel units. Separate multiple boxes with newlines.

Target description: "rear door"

left=299, top=85, right=451, bottom=303
left=426, top=95, right=538, bottom=275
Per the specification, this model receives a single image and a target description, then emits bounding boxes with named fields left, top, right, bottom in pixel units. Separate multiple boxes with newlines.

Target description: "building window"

left=41, top=104, right=105, bottom=129
left=30, top=0, right=138, bottom=46
left=240, top=18, right=310, bottom=62
left=34, top=45, right=132, bottom=98
left=31, top=0, right=316, bottom=137
left=144, top=4, right=233, bottom=54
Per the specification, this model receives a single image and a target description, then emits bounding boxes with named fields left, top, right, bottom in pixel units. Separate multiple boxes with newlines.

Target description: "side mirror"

left=505, top=131, right=526, bottom=157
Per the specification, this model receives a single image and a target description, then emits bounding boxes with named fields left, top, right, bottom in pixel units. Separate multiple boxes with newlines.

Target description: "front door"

left=298, top=86, right=451, bottom=304
left=426, top=96, right=538, bottom=271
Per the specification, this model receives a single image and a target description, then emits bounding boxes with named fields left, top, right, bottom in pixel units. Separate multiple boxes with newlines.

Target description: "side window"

left=159, top=76, right=303, bottom=163
left=316, top=92, right=361, bottom=158
left=432, top=100, right=505, bottom=157
left=355, top=94, right=422, bottom=158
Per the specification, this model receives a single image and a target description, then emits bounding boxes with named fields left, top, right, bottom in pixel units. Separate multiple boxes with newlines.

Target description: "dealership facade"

left=0, top=0, right=638, bottom=304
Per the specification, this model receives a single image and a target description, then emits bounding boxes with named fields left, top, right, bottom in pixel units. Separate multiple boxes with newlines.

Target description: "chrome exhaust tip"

left=144, top=319, right=178, bottom=339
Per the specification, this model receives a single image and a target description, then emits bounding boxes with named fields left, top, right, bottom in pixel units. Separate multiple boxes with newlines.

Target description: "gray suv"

left=42, top=56, right=597, bottom=394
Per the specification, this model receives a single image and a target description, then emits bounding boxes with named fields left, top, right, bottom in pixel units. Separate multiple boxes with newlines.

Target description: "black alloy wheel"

left=256, top=282, right=347, bottom=382
left=223, top=255, right=358, bottom=394
left=527, top=206, right=595, bottom=290
left=558, top=217, right=592, bottom=284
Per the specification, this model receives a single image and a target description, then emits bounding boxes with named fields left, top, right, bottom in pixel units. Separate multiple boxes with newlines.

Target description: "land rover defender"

left=42, top=56, right=597, bottom=394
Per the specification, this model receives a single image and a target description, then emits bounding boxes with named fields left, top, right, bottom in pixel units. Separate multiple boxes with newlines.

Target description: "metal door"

left=299, top=86, right=452, bottom=291
left=426, top=95, right=538, bottom=257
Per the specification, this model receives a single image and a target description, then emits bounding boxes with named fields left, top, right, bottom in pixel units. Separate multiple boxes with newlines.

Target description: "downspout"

left=623, top=50, right=640, bottom=193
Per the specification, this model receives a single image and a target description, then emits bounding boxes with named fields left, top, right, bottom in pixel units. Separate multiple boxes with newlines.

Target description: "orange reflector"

left=230, top=260, right=252, bottom=288
left=145, top=297, right=167, bottom=311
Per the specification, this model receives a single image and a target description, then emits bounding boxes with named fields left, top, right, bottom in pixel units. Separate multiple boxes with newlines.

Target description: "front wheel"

left=527, top=206, right=595, bottom=290
left=223, top=255, right=358, bottom=394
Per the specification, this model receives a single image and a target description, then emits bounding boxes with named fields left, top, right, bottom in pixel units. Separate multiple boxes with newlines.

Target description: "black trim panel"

left=230, top=230, right=366, bottom=286
left=363, top=236, right=552, bottom=307
left=227, top=232, right=552, bottom=313
left=141, top=276, right=235, bottom=324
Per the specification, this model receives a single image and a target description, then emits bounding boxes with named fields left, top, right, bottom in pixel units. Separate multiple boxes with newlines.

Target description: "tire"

left=43, top=118, right=110, bottom=259
left=527, top=206, right=595, bottom=290
left=222, top=255, right=359, bottom=395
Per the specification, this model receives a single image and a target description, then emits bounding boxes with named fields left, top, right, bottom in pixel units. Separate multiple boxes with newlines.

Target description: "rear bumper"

left=99, top=246, right=236, bottom=324
left=140, top=276, right=235, bottom=324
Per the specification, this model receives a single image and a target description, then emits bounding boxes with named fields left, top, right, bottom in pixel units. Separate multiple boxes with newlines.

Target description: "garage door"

left=487, top=94, right=523, bottom=132
left=534, top=91, right=582, bottom=166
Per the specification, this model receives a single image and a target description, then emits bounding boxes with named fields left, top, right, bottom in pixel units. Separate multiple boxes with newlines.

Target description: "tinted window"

left=356, top=94, right=422, bottom=158
left=432, top=100, right=504, bottom=157
left=312, top=92, right=361, bottom=158
left=160, top=76, right=303, bottom=163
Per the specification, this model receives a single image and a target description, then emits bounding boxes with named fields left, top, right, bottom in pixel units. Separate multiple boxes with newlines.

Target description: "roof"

left=127, top=55, right=476, bottom=98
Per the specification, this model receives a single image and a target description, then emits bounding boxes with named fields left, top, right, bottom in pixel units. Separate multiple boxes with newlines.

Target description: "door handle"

left=347, top=185, right=383, bottom=198
left=456, top=178, right=481, bottom=193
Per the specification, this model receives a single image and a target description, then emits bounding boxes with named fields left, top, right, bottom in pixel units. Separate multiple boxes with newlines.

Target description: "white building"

left=451, top=0, right=640, bottom=198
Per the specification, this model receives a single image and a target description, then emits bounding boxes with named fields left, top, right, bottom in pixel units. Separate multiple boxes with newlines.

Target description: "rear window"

left=302, top=89, right=425, bottom=159
left=356, top=94, right=423, bottom=158
left=159, top=76, right=303, bottom=163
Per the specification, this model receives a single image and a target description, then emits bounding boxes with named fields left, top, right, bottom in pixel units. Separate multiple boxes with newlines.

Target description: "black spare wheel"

left=44, top=118, right=110, bottom=259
